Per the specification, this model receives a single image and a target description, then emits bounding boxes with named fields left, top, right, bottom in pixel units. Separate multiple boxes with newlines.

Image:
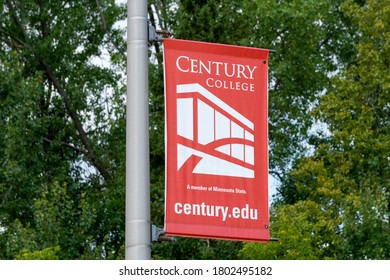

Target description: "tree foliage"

left=241, top=0, right=389, bottom=260
left=0, top=0, right=127, bottom=259
left=1, top=0, right=388, bottom=260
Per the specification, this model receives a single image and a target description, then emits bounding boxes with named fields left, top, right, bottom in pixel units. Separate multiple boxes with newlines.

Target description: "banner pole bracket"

left=148, top=23, right=173, bottom=45
left=151, top=225, right=175, bottom=242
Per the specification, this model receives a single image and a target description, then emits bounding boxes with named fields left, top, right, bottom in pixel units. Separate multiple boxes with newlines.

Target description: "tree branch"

left=5, top=0, right=28, bottom=40
left=43, top=137, right=86, bottom=155
left=39, top=56, right=111, bottom=181
left=95, top=0, right=125, bottom=53
left=148, top=3, right=163, bottom=64
left=4, top=0, right=111, bottom=181
left=269, top=170, right=283, bottom=182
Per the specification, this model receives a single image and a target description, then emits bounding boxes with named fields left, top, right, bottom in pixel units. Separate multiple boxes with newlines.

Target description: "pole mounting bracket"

left=151, top=225, right=175, bottom=242
left=148, top=23, right=173, bottom=45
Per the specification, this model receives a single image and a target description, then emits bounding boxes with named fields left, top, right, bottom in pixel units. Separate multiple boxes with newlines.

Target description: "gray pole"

left=126, top=0, right=150, bottom=260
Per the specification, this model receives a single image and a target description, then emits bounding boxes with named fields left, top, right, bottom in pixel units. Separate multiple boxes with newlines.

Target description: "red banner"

left=164, top=38, right=269, bottom=242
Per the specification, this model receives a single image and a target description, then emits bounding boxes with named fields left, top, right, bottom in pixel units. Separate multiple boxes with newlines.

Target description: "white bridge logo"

left=177, top=83, right=255, bottom=178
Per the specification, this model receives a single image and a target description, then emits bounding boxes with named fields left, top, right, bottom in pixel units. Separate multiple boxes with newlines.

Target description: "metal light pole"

left=126, top=0, right=150, bottom=260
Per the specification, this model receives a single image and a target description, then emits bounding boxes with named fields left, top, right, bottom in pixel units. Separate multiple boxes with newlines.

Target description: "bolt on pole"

left=126, top=0, right=151, bottom=260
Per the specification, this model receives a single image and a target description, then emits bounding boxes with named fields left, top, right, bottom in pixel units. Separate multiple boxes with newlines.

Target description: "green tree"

left=15, top=246, right=61, bottom=260
left=0, top=0, right=127, bottom=259
left=241, top=0, right=389, bottom=260
left=1, top=0, right=381, bottom=260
